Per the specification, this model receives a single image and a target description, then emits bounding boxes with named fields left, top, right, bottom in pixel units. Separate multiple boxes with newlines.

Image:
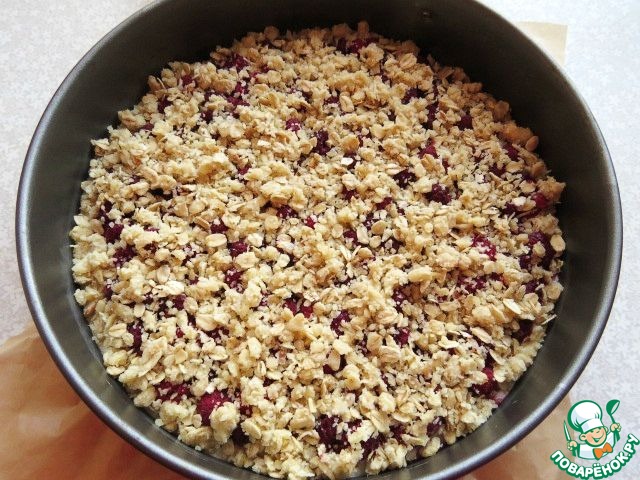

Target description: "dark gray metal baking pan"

left=16, top=0, right=622, bottom=478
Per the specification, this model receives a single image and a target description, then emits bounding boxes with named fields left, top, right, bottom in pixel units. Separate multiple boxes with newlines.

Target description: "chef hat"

left=568, top=400, right=604, bottom=434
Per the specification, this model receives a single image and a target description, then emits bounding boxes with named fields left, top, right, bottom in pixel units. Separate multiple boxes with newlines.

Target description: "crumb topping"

left=71, top=22, right=565, bottom=480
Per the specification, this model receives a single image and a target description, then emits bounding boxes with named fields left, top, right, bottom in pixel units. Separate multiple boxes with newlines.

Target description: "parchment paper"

left=0, top=21, right=569, bottom=480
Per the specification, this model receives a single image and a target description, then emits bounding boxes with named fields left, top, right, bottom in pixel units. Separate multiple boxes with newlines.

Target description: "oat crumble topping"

left=70, top=22, right=565, bottom=479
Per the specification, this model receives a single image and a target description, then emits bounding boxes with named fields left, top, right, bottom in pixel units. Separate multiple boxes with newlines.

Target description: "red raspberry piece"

left=197, top=390, right=231, bottom=426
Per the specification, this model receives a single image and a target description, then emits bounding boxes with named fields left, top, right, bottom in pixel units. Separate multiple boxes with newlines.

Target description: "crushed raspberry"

left=205, top=326, right=228, bottom=342
left=356, top=131, right=370, bottom=148
left=348, top=420, right=362, bottom=432
left=427, top=417, right=445, bottom=436
left=423, top=102, right=438, bottom=129
left=361, top=434, right=383, bottom=458
left=363, top=213, right=376, bottom=230
left=419, top=143, right=437, bottom=158
left=203, top=89, right=215, bottom=102
left=376, top=197, right=393, bottom=210
left=458, top=275, right=487, bottom=294
left=140, top=123, right=153, bottom=132
left=127, top=322, right=143, bottom=352
left=343, top=229, right=358, bottom=244
left=335, top=38, right=348, bottom=54
left=384, top=237, right=403, bottom=252
left=504, top=143, right=519, bottom=160
left=113, top=245, right=136, bottom=267
left=528, top=231, right=548, bottom=246
left=98, top=201, right=112, bottom=223
left=390, top=424, right=405, bottom=442
left=233, top=81, right=248, bottom=96
left=156, top=381, right=191, bottom=402
left=197, top=390, right=231, bottom=426
left=316, top=415, right=348, bottom=452
left=471, top=367, right=497, bottom=397
left=502, top=201, right=519, bottom=216
left=342, top=186, right=358, bottom=201
left=285, top=118, right=302, bottom=131
left=236, top=165, right=250, bottom=179
left=303, top=216, right=316, bottom=228
left=426, top=184, right=452, bottom=205
left=227, top=95, right=249, bottom=108
left=331, top=310, right=350, bottom=335
left=402, top=87, right=421, bottom=104
left=512, top=320, right=534, bottom=343
left=520, top=170, right=535, bottom=182
left=210, top=220, right=228, bottom=234
left=528, top=231, right=554, bottom=268
left=157, top=299, right=171, bottom=317
left=176, top=327, right=184, bottom=338
left=299, top=303, right=314, bottom=318
left=224, top=268, right=244, bottom=292
left=231, top=425, right=250, bottom=445
left=312, top=129, right=330, bottom=155
left=392, top=289, right=407, bottom=309
left=173, top=294, right=186, bottom=310
left=489, top=164, right=506, bottom=177
left=531, top=191, right=550, bottom=210
left=223, top=53, right=250, bottom=70
left=181, top=244, right=198, bottom=266
left=348, top=38, right=372, bottom=54
left=201, top=109, right=213, bottom=122
left=323, top=356, right=346, bottom=374
left=104, top=282, right=113, bottom=300
left=472, top=234, right=497, bottom=260
left=239, top=403, right=253, bottom=417
left=277, top=205, right=297, bottom=219
left=524, top=279, right=542, bottom=295
left=394, top=327, right=410, bottom=346
left=157, top=97, right=171, bottom=113
left=489, top=272, right=506, bottom=285
left=251, top=63, right=268, bottom=78
left=519, top=254, right=532, bottom=270
left=324, top=95, right=339, bottom=105
left=457, top=114, right=473, bottom=130
left=180, top=74, right=194, bottom=86
left=229, top=241, right=249, bottom=257
left=284, top=298, right=298, bottom=315
left=357, top=335, right=369, bottom=354
left=150, top=188, right=172, bottom=200
left=393, top=169, right=416, bottom=188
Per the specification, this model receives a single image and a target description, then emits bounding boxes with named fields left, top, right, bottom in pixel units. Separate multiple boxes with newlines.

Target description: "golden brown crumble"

left=70, top=22, right=565, bottom=479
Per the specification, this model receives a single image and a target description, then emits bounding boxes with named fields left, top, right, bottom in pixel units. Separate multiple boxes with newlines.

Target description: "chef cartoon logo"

left=565, top=400, right=621, bottom=460
left=549, top=399, right=639, bottom=479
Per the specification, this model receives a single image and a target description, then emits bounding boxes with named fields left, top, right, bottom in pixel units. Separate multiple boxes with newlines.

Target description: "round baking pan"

left=16, top=0, right=622, bottom=478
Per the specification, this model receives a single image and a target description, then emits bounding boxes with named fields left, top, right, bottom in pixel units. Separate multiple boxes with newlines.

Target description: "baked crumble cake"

left=70, top=21, right=565, bottom=479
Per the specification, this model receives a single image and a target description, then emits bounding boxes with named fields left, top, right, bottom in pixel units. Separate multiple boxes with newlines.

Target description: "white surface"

left=0, top=0, right=638, bottom=477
